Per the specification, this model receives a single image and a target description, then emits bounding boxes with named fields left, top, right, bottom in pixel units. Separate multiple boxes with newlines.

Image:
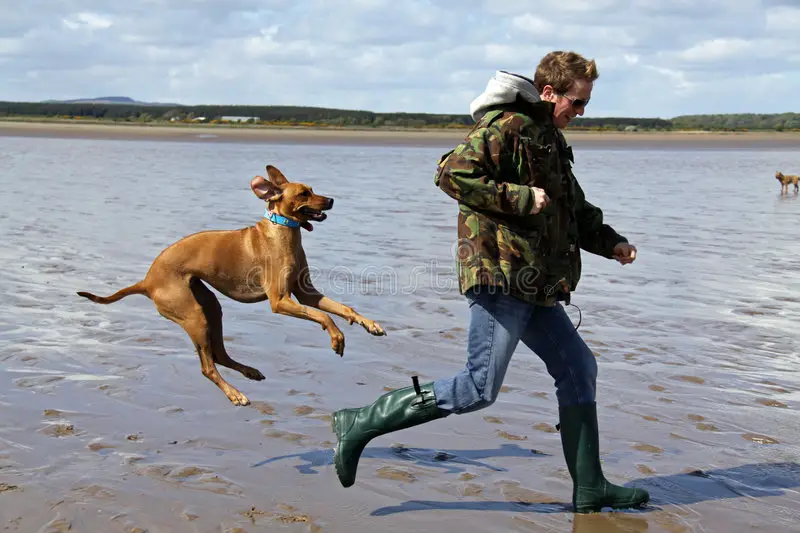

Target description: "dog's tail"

left=77, top=281, right=148, bottom=304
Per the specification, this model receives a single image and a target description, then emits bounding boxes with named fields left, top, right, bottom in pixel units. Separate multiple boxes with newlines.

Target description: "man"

left=330, top=51, right=649, bottom=513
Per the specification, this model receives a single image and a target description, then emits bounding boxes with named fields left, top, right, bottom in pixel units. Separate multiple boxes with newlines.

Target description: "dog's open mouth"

left=299, top=206, right=328, bottom=222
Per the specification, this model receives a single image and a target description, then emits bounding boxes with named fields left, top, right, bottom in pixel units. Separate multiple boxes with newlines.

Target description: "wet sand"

left=2, top=119, right=800, bottom=149
left=0, top=134, right=798, bottom=532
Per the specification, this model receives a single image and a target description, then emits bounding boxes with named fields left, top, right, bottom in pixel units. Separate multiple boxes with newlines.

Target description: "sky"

left=1, top=0, right=799, bottom=119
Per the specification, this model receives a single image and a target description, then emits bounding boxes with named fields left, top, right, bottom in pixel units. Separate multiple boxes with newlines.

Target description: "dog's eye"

left=301, top=190, right=311, bottom=197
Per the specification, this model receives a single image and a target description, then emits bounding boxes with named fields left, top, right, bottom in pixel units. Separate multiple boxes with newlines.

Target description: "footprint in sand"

left=636, top=464, right=656, bottom=475
left=294, top=406, right=314, bottom=416
left=674, top=375, right=705, bottom=385
left=376, top=466, right=416, bottom=483
left=742, top=433, right=779, bottom=445
left=688, top=414, right=705, bottom=422
left=649, top=384, right=666, bottom=392
left=483, top=416, right=504, bottom=424
left=158, top=406, right=184, bottom=415
left=38, top=423, right=76, bottom=438
left=642, top=415, right=659, bottom=422
left=462, top=483, right=484, bottom=497
left=263, top=429, right=306, bottom=443
left=135, top=464, right=242, bottom=496
left=533, top=423, right=559, bottom=434
left=250, top=401, right=276, bottom=415
left=496, top=430, right=528, bottom=441
left=632, top=443, right=663, bottom=454
left=73, top=484, right=115, bottom=500
left=496, top=481, right=553, bottom=503
left=459, top=472, right=477, bottom=481
left=287, top=389, right=319, bottom=398
left=87, top=441, right=116, bottom=453
left=696, top=423, right=719, bottom=432
left=38, top=517, right=71, bottom=533
left=757, top=398, right=788, bottom=408
left=241, top=504, right=318, bottom=530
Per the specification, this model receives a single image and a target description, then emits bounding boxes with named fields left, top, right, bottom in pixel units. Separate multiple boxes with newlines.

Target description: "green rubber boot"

left=332, top=378, right=444, bottom=488
left=558, top=402, right=650, bottom=513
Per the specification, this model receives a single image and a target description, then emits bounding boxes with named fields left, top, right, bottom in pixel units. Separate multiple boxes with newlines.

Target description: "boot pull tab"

left=411, top=375, right=434, bottom=407
left=412, top=375, right=422, bottom=395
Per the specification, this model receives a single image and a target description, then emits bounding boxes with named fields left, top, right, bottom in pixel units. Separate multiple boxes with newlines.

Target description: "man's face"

left=541, top=78, right=593, bottom=129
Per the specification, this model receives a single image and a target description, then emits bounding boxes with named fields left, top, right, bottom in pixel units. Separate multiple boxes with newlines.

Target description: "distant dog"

left=77, top=165, right=386, bottom=406
left=776, top=171, right=799, bottom=194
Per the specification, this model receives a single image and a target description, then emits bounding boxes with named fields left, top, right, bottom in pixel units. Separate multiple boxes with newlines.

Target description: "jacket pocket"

left=519, top=137, right=557, bottom=191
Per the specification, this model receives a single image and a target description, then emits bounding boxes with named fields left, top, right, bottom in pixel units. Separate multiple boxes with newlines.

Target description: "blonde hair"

left=533, top=51, right=599, bottom=94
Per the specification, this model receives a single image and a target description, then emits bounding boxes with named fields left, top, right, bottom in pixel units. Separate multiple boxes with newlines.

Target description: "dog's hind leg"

left=189, top=278, right=266, bottom=382
left=152, top=279, right=251, bottom=406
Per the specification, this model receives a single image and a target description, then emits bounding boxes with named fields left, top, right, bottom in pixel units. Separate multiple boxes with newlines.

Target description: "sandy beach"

left=2, top=119, right=800, bottom=149
left=1, top=125, right=798, bottom=533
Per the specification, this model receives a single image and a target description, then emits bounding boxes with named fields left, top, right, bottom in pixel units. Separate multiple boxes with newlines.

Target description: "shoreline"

left=2, top=118, right=800, bottom=148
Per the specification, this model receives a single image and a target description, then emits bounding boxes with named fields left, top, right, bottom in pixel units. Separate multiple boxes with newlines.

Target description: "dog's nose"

left=327, top=198, right=334, bottom=209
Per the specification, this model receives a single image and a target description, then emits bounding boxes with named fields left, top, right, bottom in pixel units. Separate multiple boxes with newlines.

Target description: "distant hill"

left=41, top=96, right=181, bottom=106
left=1, top=98, right=798, bottom=131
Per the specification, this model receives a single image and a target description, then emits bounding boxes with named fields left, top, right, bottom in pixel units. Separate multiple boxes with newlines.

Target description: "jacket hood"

left=469, top=70, right=541, bottom=122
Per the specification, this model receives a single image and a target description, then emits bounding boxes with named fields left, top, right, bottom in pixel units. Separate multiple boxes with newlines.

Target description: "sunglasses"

left=558, top=93, right=590, bottom=109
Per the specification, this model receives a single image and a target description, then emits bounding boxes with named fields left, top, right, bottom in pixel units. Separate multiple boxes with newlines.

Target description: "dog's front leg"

left=293, top=273, right=386, bottom=337
left=294, top=290, right=386, bottom=337
left=270, top=295, right=346, bottom=356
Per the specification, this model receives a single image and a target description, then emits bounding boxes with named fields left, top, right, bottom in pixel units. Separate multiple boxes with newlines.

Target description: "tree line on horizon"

left=0, top=101, right=798, bottom=132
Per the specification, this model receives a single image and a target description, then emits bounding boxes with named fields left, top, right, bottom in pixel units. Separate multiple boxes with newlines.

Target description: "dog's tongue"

left=301, top=222, right=314, bottom=231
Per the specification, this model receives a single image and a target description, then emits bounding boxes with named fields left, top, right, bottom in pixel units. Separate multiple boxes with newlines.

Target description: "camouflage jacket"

left=434, top=99, right=627, bottom=305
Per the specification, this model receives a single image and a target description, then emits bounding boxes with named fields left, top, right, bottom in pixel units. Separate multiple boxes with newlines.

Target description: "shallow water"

left=0, top=134, right=798, bottom=532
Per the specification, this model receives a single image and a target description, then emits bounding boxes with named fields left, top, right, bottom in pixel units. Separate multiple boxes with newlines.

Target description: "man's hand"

left=531, top=187, right=550, bottom=214
left=613, top=242, right=637, bottom=265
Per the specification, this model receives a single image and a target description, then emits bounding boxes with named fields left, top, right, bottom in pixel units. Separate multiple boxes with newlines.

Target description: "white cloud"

left=512, top=14, right=554, bottom=35
left=0, top=38, right=22, bottom=55
left=677, top=38, right=753, bottom=62
left=62, top=12, right=113, bottom=31
left=643, top=65, right=696, bottom=93
left=765, top=6, right=800, bottom=30
left=0, top=0, right=796, bottom=117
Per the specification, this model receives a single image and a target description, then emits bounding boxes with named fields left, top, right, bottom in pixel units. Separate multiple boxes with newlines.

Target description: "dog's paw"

left=226, top=389, right=250, bottom=406
left=241, top=366, right=265, bottom=381
left=330, top=329, right=345, bottom=357
left=364, top=321, right=386, bottom=336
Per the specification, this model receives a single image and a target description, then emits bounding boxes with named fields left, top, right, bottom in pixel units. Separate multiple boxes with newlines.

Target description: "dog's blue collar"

left=264, top=209, right=300, bottom=228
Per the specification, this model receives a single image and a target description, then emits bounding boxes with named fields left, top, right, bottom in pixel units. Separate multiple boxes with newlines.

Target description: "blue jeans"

left=433, top=287, right=597, bottom=414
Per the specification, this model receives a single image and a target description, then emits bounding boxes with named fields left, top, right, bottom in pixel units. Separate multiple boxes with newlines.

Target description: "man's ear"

left=251, top=175, right=283, bottom=201
left=540, top=84, right=556, bottom=102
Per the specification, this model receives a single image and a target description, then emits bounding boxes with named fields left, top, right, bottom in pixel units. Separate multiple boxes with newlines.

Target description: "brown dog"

left=77, top=165, right=386, bottom=406
left=776, top=171, right=799, bottom=194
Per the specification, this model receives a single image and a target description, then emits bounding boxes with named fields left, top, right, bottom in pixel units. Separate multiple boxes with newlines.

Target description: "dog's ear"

left=266, top=165, right=289, bottom=187
left=251, top=175, right=283, bottom=202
